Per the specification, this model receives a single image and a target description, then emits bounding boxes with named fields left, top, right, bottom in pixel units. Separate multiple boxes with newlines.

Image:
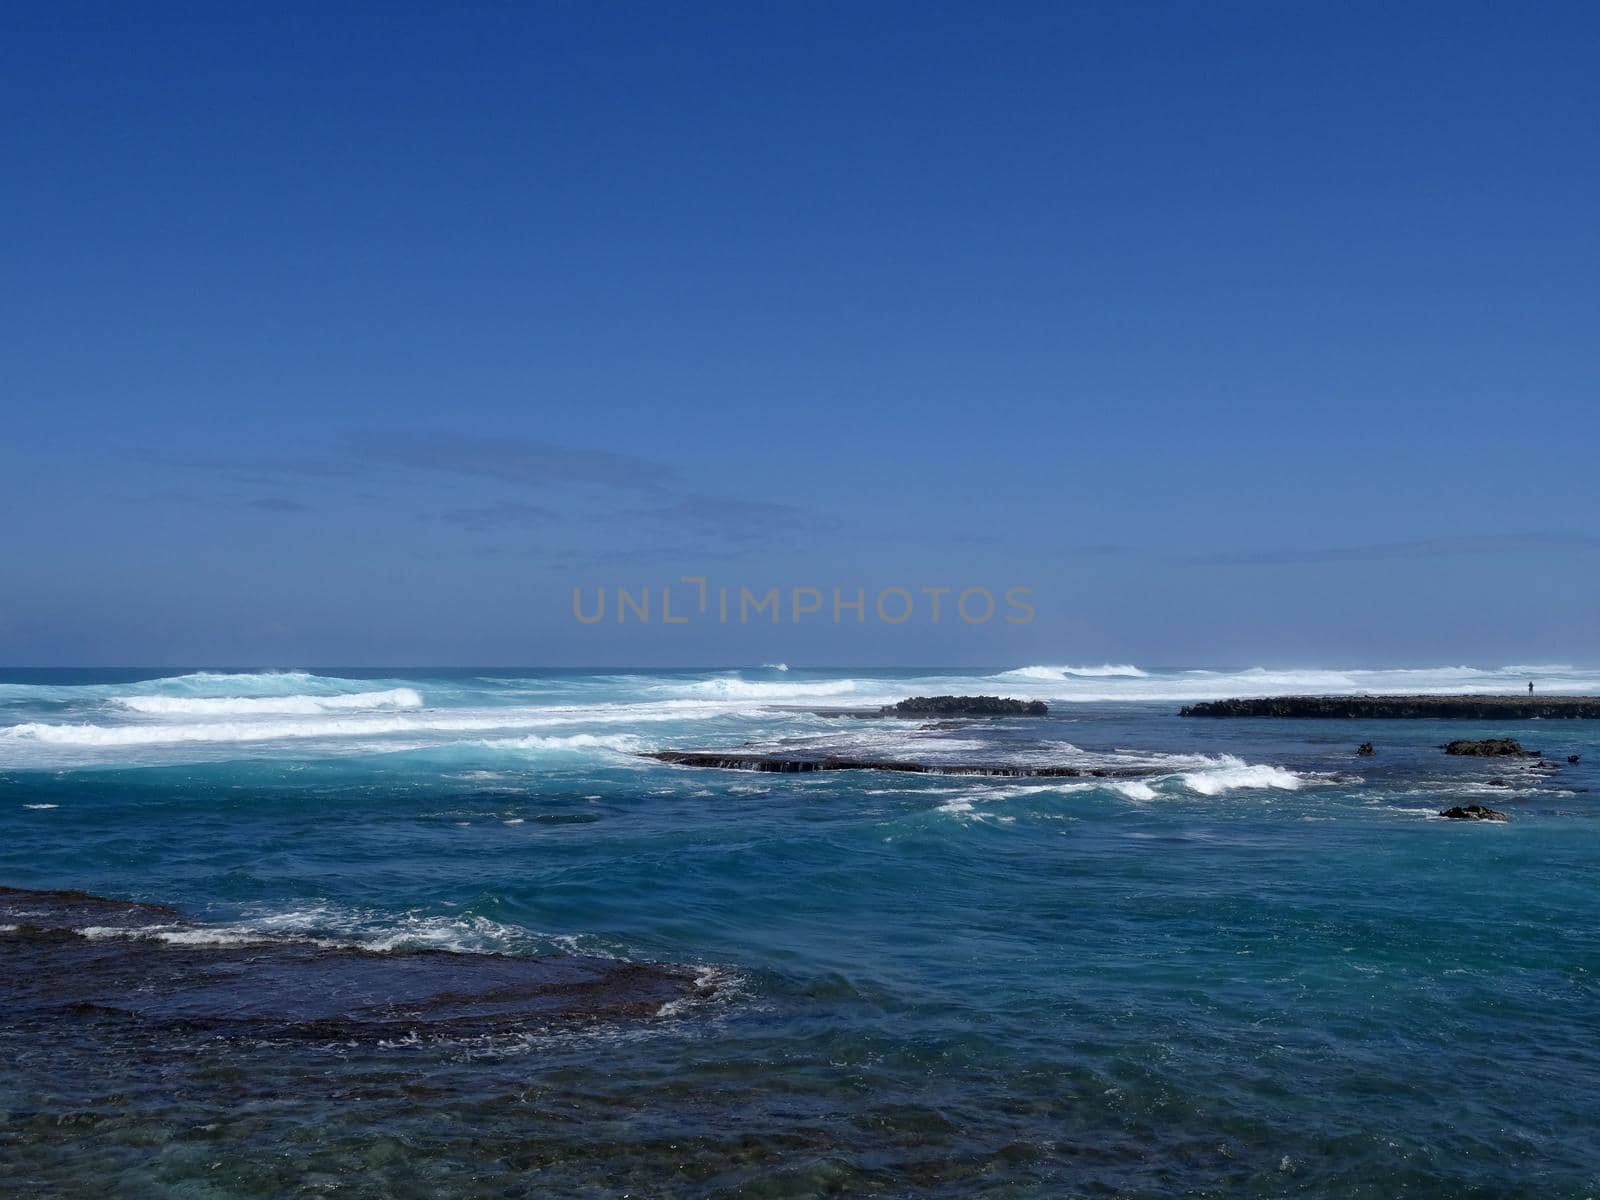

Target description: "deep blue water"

left=2, top=666, right=1598, bottom=1197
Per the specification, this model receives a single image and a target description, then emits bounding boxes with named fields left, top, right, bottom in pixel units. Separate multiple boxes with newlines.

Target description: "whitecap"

left=1178, top=756, right=1305, bottom=795
left=999, top=663, right=1149, bottom=679
left=116, top=688, right=424, bottom=715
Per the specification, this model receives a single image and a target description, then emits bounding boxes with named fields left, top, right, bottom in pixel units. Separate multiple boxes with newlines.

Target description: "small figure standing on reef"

left=1529, top=681, right=1535, bottom=695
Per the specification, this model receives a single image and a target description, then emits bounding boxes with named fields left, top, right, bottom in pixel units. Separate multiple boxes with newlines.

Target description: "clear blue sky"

left=3, top=2, right=1597, bottom=666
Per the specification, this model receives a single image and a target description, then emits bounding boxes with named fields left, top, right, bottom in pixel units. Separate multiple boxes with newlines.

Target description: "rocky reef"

left=0, top=886, right=701, bottom=1037
left=645, top=750, right=1151, bottom=778
left=1442, top=738, right=1539, bottom=757
left=878, top=695, right=1049, bottom=717
left=1180, top=695, right=1600, bottom=719
left=1440, top=805, right=1509, bottom=822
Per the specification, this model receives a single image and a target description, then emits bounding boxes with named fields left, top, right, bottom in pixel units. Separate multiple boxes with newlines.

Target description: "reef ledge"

left=1179, top=695, right=1600, bottom=719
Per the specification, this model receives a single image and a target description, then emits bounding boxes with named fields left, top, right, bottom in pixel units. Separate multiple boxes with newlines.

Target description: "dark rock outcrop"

left=645, top=750, right=1151, bottom=778
left=1570, top=755, right=1583, bottom=765
left=1439, top=804, right=1509, bottom=821
left=1357, top=742, right=1375, bottom=756
left=879, top=695, right=1049, bottom=717
left=1442, top=738, right=1539, bottom=758
left=1180, top=695, right=1600, bottom=719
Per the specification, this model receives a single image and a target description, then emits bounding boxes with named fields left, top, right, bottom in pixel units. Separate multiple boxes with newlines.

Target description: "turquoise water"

left=3, top=666, right=1598, bottom=1196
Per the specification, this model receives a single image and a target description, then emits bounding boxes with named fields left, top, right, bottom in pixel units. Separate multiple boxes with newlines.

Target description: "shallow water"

left=3, top=666, right=1598, bottom=1196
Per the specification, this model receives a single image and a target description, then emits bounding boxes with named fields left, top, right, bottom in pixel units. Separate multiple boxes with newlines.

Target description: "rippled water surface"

left=3, top=666, right=1598, bottom=1196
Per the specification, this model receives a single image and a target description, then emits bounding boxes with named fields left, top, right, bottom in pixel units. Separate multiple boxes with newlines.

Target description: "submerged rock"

left=1356, top=742, right=1376, bottom=756
left=1570, top=754, right=1582, bottom=765
left=879, top=695, right=1049, bottom=717
left=1439, top=805, right=1509, bottom=821
left=1442, top=738, right=1539, bottom=757
left=0, top=886, right=702, bottom=1038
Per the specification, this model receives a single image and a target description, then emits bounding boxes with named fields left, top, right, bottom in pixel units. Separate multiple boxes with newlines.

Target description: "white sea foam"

left=480, top=732, right=643, bottom=754
left=245, top=902, right=652, bottom=959
left=929, top=756, right=1307, bottom=808
left=116, top=688, right=424, bottom=715
left=658, top=676, right=892, bottom=702
left=935, top=794, right=1018, bottom=823
left=72, top=903, right=563, bottom=957
left=656, top=963, right=739, bottom=1019
left=23, top=803, right=59, bottom=809
left=150, top=927, right=279, bottom=947
left=115, top=670, right=384, bottom=697
left=999, top=664, right=1150, bottom=679
left=984, top=662, right=1600, bottom=702
left=1179, top=757, right=1305, bottom=795
left=7, top=663, right=1595, bottom=771
left=0, top=700, right=727, bottom=750
left=76, top=923, right=275, bottom=948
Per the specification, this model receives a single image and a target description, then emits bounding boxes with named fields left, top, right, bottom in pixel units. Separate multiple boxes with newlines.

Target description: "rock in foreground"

left=879, top=695, right=1049, bottom=717
left=0, top=886, right=701, bottom=1037
left=1440, top=805, right=1509, bottom=822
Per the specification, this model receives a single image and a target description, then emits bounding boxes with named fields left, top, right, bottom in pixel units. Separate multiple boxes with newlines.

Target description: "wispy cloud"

left=135, top=449, right=365, bottom=485
left=437, top=499, right=558, bottom=530
left=1181, top=533, right=1600, bottom=566
left=246, top=496, right=313, bottom=514
left=617, top=493, right=812, bottom=543
left=346, top=431, right=676, bottom=493
left=1066, top=543, right=1142, bottom=558
left=137, top=431, right=677, bottom=496
left=135, top=431, right=825, bottom=550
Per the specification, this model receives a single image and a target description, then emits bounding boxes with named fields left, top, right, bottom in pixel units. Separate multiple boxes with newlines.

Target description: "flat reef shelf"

left=1179, top=695, right=1600, bottom=719
left=644, top=751, right=1156, bottom=777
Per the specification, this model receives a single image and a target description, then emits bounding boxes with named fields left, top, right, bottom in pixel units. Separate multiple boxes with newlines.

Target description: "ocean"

left=3, top=664, right=1597, bottom=1197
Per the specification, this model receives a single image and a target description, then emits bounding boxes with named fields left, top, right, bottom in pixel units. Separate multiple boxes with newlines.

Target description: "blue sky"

left=3, top=2, right=1597, bottom=666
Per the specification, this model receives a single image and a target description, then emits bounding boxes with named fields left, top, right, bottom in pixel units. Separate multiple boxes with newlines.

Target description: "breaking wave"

left=657, top=676, right=894, bottom=703
left=0, top=701, right=722, bottom=751
left=982, top=663, right=1600, bottom=703
left=6, top=663, right=1596, bottom=770
left=1179, top=756, right=1306, bottom=795
left=479, top=733, right=644, bottom=754
left=117, top=688, right=424, bottom=715
left=999, top=664, right=1150, bottom=679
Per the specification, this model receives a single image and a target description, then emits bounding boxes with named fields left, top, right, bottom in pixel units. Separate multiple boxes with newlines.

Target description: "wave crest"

left=999, top=664, right=1149, bottom=680
left=117, top=688, right=424, bottom=715
left=1179, top=756, right=1305, bottom=796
